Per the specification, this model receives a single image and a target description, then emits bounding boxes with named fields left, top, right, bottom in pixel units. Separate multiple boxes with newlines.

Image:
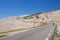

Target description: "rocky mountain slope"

left=24, top=10, right=60, bottom=23
left=0, top=10, right=60, bottom=37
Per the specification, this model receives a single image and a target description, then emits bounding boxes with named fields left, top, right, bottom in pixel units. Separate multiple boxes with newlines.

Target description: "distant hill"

left=0, top=10, right=60, bottom=34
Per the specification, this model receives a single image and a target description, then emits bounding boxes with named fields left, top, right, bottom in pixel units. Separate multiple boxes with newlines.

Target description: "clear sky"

left=0, top=0, right=60, bottom=18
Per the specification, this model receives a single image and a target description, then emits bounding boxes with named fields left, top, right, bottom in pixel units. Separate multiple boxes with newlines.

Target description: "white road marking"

left=45, top=27, right=54, bottom=40
left=48, top=28, right=53, bottom=36
left=50, top=29, right=53, bottom=33
left=45, top=37, right=49, bottom=40
left=48, top=33, right=51, bottom=36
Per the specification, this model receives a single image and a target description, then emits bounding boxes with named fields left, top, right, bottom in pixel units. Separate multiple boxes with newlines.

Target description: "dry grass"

left=0, top=33, right=8, bottom=37
left=0, top=22, right=47, bottom=37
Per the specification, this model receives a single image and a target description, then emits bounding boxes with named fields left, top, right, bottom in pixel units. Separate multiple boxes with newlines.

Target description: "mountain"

left=0, top=10, right=60, bottom=37
left=23, top=10, right=60, bottom=23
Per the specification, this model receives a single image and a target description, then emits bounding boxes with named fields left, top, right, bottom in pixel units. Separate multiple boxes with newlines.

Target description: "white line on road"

left=45, top=37, right=48, bottom=40
left=45, top=31, right=51, bottom=40
left=45, top=26, right=54, bottom=40
left=48, top=33, right=51, bottom=36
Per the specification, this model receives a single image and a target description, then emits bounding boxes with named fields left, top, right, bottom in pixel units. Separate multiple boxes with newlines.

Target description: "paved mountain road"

left=0, top=23, right=55, bottom=40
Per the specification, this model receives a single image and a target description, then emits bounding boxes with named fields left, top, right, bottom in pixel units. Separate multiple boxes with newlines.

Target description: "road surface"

left=0, top=23, right=55, bottom=40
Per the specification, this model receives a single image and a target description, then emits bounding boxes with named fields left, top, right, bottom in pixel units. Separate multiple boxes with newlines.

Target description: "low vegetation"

left=0, top=33, right=8, bottom=37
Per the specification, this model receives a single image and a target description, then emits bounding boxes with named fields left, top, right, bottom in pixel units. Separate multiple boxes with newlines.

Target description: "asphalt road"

left=0, top=23, right=55, bottom=40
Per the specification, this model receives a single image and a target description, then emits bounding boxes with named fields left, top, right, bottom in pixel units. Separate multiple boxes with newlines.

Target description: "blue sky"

left=0, top=0, right=60, bottom=18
